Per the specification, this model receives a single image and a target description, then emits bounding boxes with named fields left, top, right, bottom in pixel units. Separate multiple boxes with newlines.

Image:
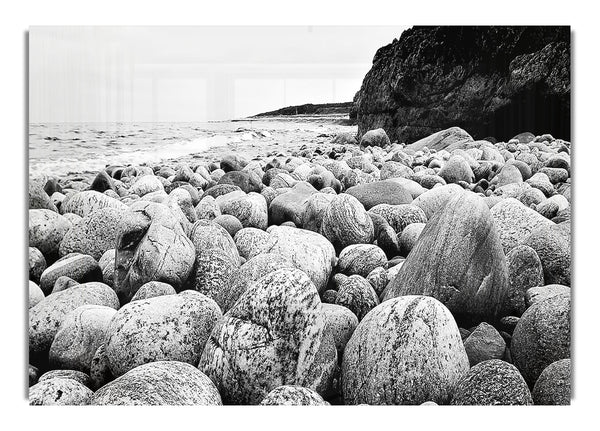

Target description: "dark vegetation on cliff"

left=354, top=26, right=570, bottom=143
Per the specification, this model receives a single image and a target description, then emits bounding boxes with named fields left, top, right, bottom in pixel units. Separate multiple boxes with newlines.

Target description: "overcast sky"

left=29, top=26, right=407, bottom=123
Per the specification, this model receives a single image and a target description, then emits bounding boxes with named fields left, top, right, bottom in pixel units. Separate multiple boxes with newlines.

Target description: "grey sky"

left=29, top=26, right=407, bottom=123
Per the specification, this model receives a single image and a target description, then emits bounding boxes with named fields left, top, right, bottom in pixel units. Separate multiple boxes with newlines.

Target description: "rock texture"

left=259, top=385, right=328, bottom=406
left=29, top=377, right=93, bottom=405
left=532, top=359, right=571, bottom=405
left=354, top=26, right=570, bottom=143
left=342, top=295, right=469, bottom=405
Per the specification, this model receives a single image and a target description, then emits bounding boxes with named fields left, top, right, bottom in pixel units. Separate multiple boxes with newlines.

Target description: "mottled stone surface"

left=301, top=192, right=336, bottom=233
left=92, top=361, right=222, bottom=405
left=523, top=223, right=571, bottom=286
left=525, top=284, right=570, bottom=308
left=269, top=182, right=318, bottom=226
left=29, top=247, right=47, bottom=283
left=532, top=359, right=571, bottom=405
left=451, top=359, right=533, bottom=405
left=114, top=202, right=195, bottom=303
left=366, top=266, right=389, bottom=297
left=321, top=303, right=358, bottom=356
left=412, top=184, right=463, bottom=219
left=89, top=344, right=113, bottom=390
left=58, top=207, right=125, bottom=260
left=233, top=227, right=271, bottom=260
left=463, top=322, right=506, bottom=366
left=511, top=293, right=570, bottom=386
left=335, top=275, right=379, bottom=321
left=383, top=191, right=509, bottom=324
left=29, top=281, right=45, bottom=309
left=49, top=304, right=117, bottom=373
left=490, top=198, right=554, bottom=254
left=105, top=291, right=221, bottom=377
left=191, top=248, right=238, bottom=308
left=199, top=268, right=325, bottom=405
left=263, top=226, right=335, bottom=293
left=29, top=377, right=93, bottom=405
left=217, top=191, right=268, bottom=230
left=337, top=244, right=387, bottom=278
left=321, top=194, right=374, bottom=251
left=190, top=219, right=240, bottom=266
left=260, top=385, right=329, bottom=405
left=342, top=295, right=469, bottom=405
left=130, top=281, right=176, bottom=301
left=39, top=253, right=102, bottom=294
left=346, top=180, right=413, bottom=210
left=29, top=209, right=72, bottom=257
left=61, top=190, right=127, bottom=218
left=369, top=203, right=427, bottom=234
left=38, top=369, right=91, bottom=388
left=129, top=175, right=164, bottom=196
left=29, top=282, right=119, bottom=360
left=505, top=245, right=544, bottom=315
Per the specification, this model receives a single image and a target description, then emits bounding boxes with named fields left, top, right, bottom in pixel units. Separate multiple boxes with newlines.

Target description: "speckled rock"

left=451, top=359, right=533, bottom=405
left=38, top=369, right=92, bottom=387
left=369, top=204, right=427, bottom=235
left=29, top=377, right=93, bottom=405
left=411, top=183, right=464, bottom=219
left=29, top=247, right=47, bottom=283
left=92, top=361, right=222, bottom=405
left=335, top=275, right=379, bottom=321
left=213, top=214, right=244, bottom=238
left=114, top=202, right=195, bottom=303
left=29, top=178, right=58, bottom=211
left=360, top=128, right=390, bottom=148
left=383, top=192, right=508, bottom=324
left=234, top=227, right=271, bottom=260
left=130, top=281, right=176, bottom=301
left=505, top=245, right=544, bottom=315
left=39, top=253, right=102, bottom=295
left=190, top=219, right=240, bottom=266
left=321, top=303, right=358, bottom=356
left=29, top=209, right=72, bottom=257
left=526, top=173, right=554, bottom=197
left=337, top=244, right=387, bottom=278
left=61, top=190, right=127, bottom=218
left=218, top=170, right=262, bottom=193
left=221, top=154, right=249, bottom=172
left=269, top=182, right=318, bottom=226
left=525, top=284, right=570, bottom=308
left=346, top=181, right=413, bottom=210
left=321, top=194, right=374, bottom=251
left=262, top=226, right=335, bottom=293
left=342, top=295, right=469, bottom=405
left=98, top=249, right=115, bottom=287
left=463, top=322, right=506, bottom=366
left=366, top=266, right=389, bottom=296
left=49, top=305, right=117, bottom=373
left=511, top=293, right=570, bottom=386
left=439, top=155, right=475, bottom=184
left=29, top=365, right=40, bottom=386
left=198, top=268, right=325, bottom=405
left=301, top=192, right=336, bottom=233
left=221, top=253, right=295, bottom=313
left=489, top=198, right=554, bottom=254
left=129, top=175, right=164, bottom=196
left=399, top=222, right=426, bottom=256
left=29, top=281, right=45, bottom=308
left=58, top=207, right=125, bottom=260
left=105, top=291, right=221, bottom=377
left=89, top=344, right=113, bottom=390
left=29, top=282, right=119, bottom=361
left=259, top=385, right=329, bottom=405
left=532, top=359, right=571, bottom=405
left=523, top=223, right=571, bottom=286
left=191, top=248, right=239, bottom=308
left=51, top=275, right=79, bottom=293
left=195, top=195, right=221, bottom=220
left=217, top=191, right=268, bottom=230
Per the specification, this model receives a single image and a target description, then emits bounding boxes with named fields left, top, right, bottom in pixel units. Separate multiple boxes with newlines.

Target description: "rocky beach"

left=28, top=26, right=572, bottom=406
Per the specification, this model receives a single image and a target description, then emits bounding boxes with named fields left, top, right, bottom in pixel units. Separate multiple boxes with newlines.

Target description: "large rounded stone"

left=505, top=245, right=544, bottom=316
left=489, top=198, right=554, bottom=254
left=525, top=284, right=570, bottom=308
left=217, top=191, right=268, bottom=230
left=58, top=207, right=125, bottom=260
left=523, top=223, right=571, bottom=286
left=49, top=305, right=117, bottom=373
left=130, top=281, right=176, bottom=301
left=532, top=359, right=571, bottom=405
left=260, top=385, right=328, bottom=405
left=360, top=128, right=390, bottom=148
left=129, top=175, right=164, bottom=196
left=218, top=171, right=262, bottom=193
left=29, top=247, right=47, bottom=283
left=269, top=182, right=318, bottom=226
left=450, top=359, right=533, bottom=405
left=29, top=377, right=93, bottom=405
left=29, top=209, right=72, bottom=257
left=342, top=295, right=469, bottom=405
left=195, top=195, right=221, bottom=220
left=262, top=226, right=335, bottom=294
left=321, top=303, right=358, bottom=356
left=382, top=191, right=509, bottom=324
left=105, top=291, right=221, bottom=377
left=337, top=244, right=387, bottom=278
left=335, top=275, right=379, bottom=321
left=412, top=183, right=463, bottom=219
left=114, top=202, right=195, bottom=303
left=29, top=281, right=45, bottom=308
left=61, top=190, right=127, bottom=218
left=190, top=219, right=240, bottom=266
left=39, top=253, right=102, bottom=295
left=301, top=192, right=336, bottom=233
left=191, top=248, right=238, bottom=309
left=511, top=293, right=570, bottom=386
left=198, top=268, right=325, bottom=405
left=92, top=361, right=222, bottom=405
left=233, top=227, right=271, bottom=260
left=369, top=203, right=427, bottom=234
left=321, top=194, right=374, bottom=251
left=29, top=282, right=119, bottom=362
left=439, top=155, right=475, bottom=184
left=463, top=322, right=506, bottom=366
left=346, top=180, right=413, bottom=210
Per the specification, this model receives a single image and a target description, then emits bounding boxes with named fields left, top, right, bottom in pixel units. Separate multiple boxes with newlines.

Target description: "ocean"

left=29, top=118, right=355, bottom=179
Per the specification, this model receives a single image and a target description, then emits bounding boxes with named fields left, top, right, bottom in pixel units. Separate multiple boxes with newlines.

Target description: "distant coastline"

left=248, top=101, right=356, bottom=125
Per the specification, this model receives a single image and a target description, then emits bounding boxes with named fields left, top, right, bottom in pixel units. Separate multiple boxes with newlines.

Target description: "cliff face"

left=355, top=26, right=570, bottom=143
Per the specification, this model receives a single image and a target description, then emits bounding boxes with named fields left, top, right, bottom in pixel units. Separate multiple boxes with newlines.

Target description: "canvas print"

left=28, top=25, right=571, bottom=406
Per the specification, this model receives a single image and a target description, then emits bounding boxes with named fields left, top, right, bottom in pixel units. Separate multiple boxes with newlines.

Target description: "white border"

left=3, top=1, right=598, bottom=429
